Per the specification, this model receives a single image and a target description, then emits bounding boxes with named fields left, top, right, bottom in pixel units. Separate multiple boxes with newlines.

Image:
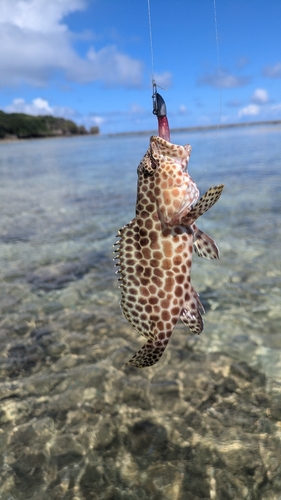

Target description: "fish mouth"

left=150, top=137, right=192, bottom=171
left=178, top=156, right=189, bottom=173
left=177, top=144, right=192, bottom=173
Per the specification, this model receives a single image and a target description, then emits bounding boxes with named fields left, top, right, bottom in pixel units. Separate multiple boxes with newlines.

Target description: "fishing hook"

left=152, top=81, right=167, bottom=117
left=152, top=81, right=170, bottom=141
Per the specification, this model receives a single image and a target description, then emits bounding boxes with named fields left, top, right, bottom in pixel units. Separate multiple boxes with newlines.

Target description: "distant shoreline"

left=1, top=119, right=281, bottom=143
left=0, top=133, right=99, bottom=144
left=108, top=119, right=281, bottom=137
left=0, top=110, right=99, bottom=142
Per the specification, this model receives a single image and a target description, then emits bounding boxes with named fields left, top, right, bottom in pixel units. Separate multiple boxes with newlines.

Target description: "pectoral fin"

left=192, top=223, right=220, bottom=259
left=181, top=184, right=224, bottom=225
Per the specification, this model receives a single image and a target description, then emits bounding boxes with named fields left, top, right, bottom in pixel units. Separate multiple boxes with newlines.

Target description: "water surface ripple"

left=0, top=128, right=281, bottom=499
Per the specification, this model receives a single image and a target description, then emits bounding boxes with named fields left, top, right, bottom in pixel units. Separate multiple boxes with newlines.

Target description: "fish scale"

left=115, top=136, right=224, bottom=368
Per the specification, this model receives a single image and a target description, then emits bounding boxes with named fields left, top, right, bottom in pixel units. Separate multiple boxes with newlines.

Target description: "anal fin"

left=180, top=286, right=204, bottom=335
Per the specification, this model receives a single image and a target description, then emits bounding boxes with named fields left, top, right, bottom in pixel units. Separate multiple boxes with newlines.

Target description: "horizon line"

left=107, top=119, right=281, bottom=137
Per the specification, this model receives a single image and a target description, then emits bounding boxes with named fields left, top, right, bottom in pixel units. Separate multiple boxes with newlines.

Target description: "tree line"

left=0, top=111, right=99, bottom=139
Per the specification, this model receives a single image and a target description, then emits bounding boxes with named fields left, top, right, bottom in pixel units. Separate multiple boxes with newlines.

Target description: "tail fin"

left=125, top=336, right=169, bottom=368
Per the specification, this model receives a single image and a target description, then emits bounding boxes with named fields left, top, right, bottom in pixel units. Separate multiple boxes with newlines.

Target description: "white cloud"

left=5, top=97, right=76, bottom=119
left=226, top=99, right=241, bottom=108
left=236, top=56, right=250, bottom=69
left=0, top=0, right=85, bottom=32
left=237, top=89, right=272, bottom=120
left=0, top=0, right=143, bottom=88
left=6, top=97, right=54, bottom=115
left=90, top=116, right=105, bottom=126
left=179, top=105, right=187, bottom=114
left=198, top=68, right=250, bottom=89
left=130, top=104, right=144, bottom=114
left=251, top=88, right=269, bottom=104
left=86, top=46, right=142, bottom=87
left=238, top=104, right=260, bottom=118
left=263, top=62, right=281, bottom=78
left=5, top=96, right=110, bottom=131
left=270, top=103, right=281, bottom=114
left=153, top=72, right=172, bottom=89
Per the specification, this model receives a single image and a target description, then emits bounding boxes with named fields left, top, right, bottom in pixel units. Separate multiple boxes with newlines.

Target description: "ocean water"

left=0, top=127, right=281, bottom=499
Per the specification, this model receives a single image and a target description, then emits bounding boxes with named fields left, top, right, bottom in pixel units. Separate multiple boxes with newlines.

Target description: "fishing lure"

left=115, top=91, right=223, bottom=368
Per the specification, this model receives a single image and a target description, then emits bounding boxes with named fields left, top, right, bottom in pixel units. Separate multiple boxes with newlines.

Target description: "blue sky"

left=1, top=0, right=281, bottom=134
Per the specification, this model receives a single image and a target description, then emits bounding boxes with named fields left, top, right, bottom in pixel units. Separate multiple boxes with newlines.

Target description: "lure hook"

left=151, top=80, right=170, bottom=141
left=152, top=81, right=167, bottom=117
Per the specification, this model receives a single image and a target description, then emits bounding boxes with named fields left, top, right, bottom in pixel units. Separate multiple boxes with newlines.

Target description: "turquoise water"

left=0, top=127, right=281, bottom=499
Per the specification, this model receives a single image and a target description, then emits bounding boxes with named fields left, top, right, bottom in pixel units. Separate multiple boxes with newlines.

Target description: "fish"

left=115, top=135, right=224, bottom=368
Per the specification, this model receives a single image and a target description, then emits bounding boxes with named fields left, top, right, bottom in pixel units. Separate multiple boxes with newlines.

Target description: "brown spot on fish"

left=145, top=219, right=153, bottom=230
left=152, top=276, right=162, bottom=287
left=163, top=240, right=173, bottom=257
left=162, top=258, right=172, bottom=270
left=158, top=289, right=165, bottom=299
left=154, top=268, right=164, bottom=278
left=164, top=276, right=174, bottom=292
left=161, top=310, right=171, bottom=321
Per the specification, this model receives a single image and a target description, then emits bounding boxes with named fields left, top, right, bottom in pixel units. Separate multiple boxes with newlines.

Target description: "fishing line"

left=212, top=1, right=244, bottom=311
left=144, top=2, right=244, bottom=371
left=213, top=0, right=222, bottom=133
left=147, top=0, right=155, bottom=86
left=200, top=1, right=245, bottom=316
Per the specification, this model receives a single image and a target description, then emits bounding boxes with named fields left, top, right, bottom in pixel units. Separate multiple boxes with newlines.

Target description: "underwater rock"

left=1, top=311, right=281, bottom=500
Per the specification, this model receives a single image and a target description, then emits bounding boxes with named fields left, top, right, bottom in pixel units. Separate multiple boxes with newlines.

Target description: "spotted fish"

left=115, top=136, right=223, bottom=368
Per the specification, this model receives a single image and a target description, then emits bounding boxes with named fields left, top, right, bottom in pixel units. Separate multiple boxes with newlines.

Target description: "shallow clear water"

left=0, top=128, right=281, bottom=499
